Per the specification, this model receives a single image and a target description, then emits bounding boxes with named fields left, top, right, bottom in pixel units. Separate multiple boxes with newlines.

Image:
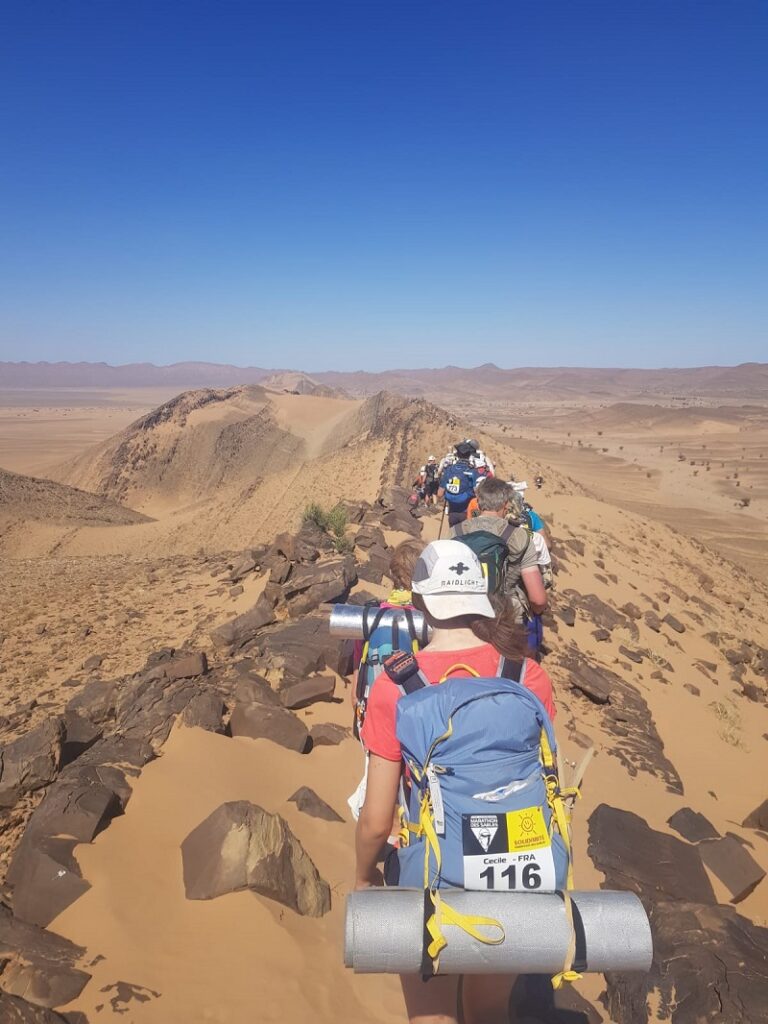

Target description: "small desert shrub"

left=710, top=700, right=748, bottom=751
left=303, top=502, right=350, bottom=553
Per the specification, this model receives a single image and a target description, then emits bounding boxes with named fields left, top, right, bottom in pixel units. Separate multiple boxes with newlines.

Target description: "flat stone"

left=309, top=722, right=351, bottom=747
left=9, top=838, right=90, bottom=928
left=229, top=585, right=244, bottom=597
left=61, top=711, right=102, bottom=766
left=258, top=615, right=347, bottom=679
left=229, top=554, right=259, bottom=582
left=684, top=683, right=701, bottom=696
left=618, top=645, right=644, bottom=664
left=280, top=674, right=336, bottom=710
left=0, top=718, right=65, bottom=807
left=557, top=607, right=576, bottom=627
left=570, top=667, right=611, bottom=704
left=591, top=628, right=611, bottom=642
left=664, top=613, right=686, bottom=634
left=233, top=672, right=281, bottom=707
left=180, top=691, right=225, bottom=733
left=164, top=652, right=208, bottom=681
left=181, top=801, right=330, bottom=916
left=209, top=594, right=276, bottom=651
left=82, top=654, right=103, bottom=671
left=589, top=804, right=715, bottom=904
left=0, top=903, right=90, bottom=1009
left=698, top=836, right=766, bottom=903
left=65, top=679, right=118, bottom=727
left=0, top=994, right=74, bottom=1021
left=668, top=807, right=720, bottom=843
left=621, top=602, right=642, bottom=620
left=229, top=703, right=309, bottom=753
left=742, top=798, right=768, bottom=831
left=288, top=786, right=344, bottom=822
left=644, top=611, right=662, bottom=632
left=283, top=557, right=356, bottom=616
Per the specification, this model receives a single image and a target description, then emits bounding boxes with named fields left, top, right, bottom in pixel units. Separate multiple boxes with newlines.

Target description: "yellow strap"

left=438, top=663, right=481, bottom=683
left=425, top=890, right=505, bottom=971
left=551, top=890, right=583, bottom=989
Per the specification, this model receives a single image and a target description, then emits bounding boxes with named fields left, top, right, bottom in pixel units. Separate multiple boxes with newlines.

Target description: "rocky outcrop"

left=210, top=594, right=277, bottom=651
left=288, top=787, right=344, bottom=822
left=181, top=801, right=330, bottom=916
left=229, top=704, right=310, bottom=753
left=0, top=902, right=90, bottom=1009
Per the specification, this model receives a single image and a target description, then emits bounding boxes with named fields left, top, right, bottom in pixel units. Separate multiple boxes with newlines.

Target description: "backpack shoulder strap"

left=402, top=606, right=429, bottom=651
left=496, top=655, right=526, bottom=684
left=383, top=650, right=430, bottom=695
left=500, top=522, right=517, bottom=544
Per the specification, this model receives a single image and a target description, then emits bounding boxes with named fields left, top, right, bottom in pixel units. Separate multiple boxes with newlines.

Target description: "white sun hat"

left=411, top=540, right=494, bottom=620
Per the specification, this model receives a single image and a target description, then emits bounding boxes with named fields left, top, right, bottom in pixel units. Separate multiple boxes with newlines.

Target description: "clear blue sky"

left=1, top=1, right=766, bottom=370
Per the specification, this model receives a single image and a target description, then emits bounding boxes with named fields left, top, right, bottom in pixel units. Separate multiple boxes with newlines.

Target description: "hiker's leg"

left=401, top=974, right=460, bottom=1024
left=462, top=974, right=517, bottom=1024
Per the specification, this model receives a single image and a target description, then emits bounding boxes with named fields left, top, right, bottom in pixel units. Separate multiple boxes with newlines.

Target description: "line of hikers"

left=348, top=441, right=576, bottom=1024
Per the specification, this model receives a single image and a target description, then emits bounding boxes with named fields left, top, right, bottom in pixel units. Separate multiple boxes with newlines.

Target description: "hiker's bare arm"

left=355, top=754, right=401, bottom=888
left=437, top=487, right=445, bottom=499
left=521, top=566, right=547, bottom=614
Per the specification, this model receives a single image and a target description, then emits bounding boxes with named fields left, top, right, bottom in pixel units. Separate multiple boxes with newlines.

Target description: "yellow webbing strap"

left=538, top=728, right=583, bottom=988
left=438, top=663, right=481, bottom=683
left=417, top=713, right=505, bottom=974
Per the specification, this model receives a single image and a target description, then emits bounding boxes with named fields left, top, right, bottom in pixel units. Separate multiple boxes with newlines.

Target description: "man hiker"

left=420, top=455, right=440, bottom=505
left=437, top=441, right=480, bottom=527
left=451, top=477, right=547, bottom=628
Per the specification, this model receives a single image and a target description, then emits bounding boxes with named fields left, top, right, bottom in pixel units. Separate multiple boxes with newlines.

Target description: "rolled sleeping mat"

left=345, top=888, right=652, bottom=975
left=329, top=604, right=432, bottom=642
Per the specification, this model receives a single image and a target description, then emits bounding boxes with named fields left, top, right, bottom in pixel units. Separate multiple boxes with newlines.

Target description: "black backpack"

left=453, top=522, right=515, bottom=594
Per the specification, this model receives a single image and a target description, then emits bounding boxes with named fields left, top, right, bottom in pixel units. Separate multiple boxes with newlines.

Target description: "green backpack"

left=453, top=523, right=514, bottom=595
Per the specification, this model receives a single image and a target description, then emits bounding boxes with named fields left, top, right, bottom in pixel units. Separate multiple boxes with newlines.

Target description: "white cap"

left=428, top=455, right=436, bottom=461
left=412, top=540, right=494, bottom=620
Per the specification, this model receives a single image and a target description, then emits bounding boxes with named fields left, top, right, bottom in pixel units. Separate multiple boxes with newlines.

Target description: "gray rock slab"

left=698, top=835, right=766, bottom=903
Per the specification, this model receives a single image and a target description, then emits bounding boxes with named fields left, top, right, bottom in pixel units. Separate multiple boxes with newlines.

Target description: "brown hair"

left=411, top=591, right=528, bottom=661
left=469, top=593, right=528, bottom=660
left=389, top=539, right=424, bottom=590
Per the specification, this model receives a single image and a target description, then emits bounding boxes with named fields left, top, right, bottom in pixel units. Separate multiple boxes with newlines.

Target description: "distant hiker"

left=511, top=481, right=548, bottom=537
left=451, top=477, right=547, bottom=628
left=437, top=449, right=457, bottom=477
left=417, top=455, right=440, bottom=506
left=472, top=450, right=495, bottom=476
left=356, top=540, right=565, bottom=1024
left=535, top=474, right=544, bottom=490
left=437, top=442, right=479, bottom=528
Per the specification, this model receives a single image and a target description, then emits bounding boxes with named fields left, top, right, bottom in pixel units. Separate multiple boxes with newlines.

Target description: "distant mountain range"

left=1, top=359, right=767, bottom=401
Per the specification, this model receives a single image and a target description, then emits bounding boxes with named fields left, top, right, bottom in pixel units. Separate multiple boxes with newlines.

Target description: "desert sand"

left=0, top=373, right=767, bottom=1023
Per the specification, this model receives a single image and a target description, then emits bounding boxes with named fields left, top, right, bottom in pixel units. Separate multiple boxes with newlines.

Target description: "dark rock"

left=591, top=628, right=610, bottom=642
left=741, top=682, right=765, bottom=703
left=9, top=837, right=90, bottom=927
left=698, top=836, right=766, bottom=903
left=663, top=613, right=686, bottom=634
left=258, top=615, right=346, bottom=679
left=65, top=678, right=118, bottom=727
left=561, top=590, right=633, bottom=634
left=589, top=805, right=715, bottom=904
left=309, top=722, right=351, bottom=746
left=743, top=798, right=768, bottom=831
left=288, top=786, right=344, bottom=822
left=61, top=711, right=102, bottom=767
left=229, top=584, right=244, bottom=597
left=229, top=703, right=309, bottom=753
left=657, top=591, right=670, bottom=603
left=618, top=645, right=643, bottom=664
left=283, top=557, right=356, bottom=616
left=0, top=903, right=90, bottom=1009
left=556, top=607, right=576, bottom=627
left=269, top=557, right=292, bottom=585
left=164, top=652, right=208, bottom=681
left=280, top=674, right=336, bottom=710
left=229, top=553, right=259, bottom=583
left=354, top=525, right=386, bottom=550
left=209, top=594, right=277, bottom=651
left=233, top=672, right=281, bottom=707
left=603, top=900, right=768, bottom=1024
left=667, top=807, right=720, bottom=843
left=114, top=673, right=223, bottom=751
left=181, top=801, right=330, bottom=915
left=684, top=683, right=701, bottom=696
left=180, top=691, right=226, bottom=733
left=380, top=508, right=422, bottom=537
left=563, top=538, right=585, bottom=557
left=0, top=718, right=65, bottom=807
left=82, top=654, right=103, bottom=671
left=0, top=994, right=74, bottom=1022
left=569, top=667, right=611, bottom=704
left=560, top=648, right=683, bottom=793
left=620, top=602, right=642, bottom=621
left=650, top=671, right=669, bottom=685
left=644, top=611, right=662, bottom=632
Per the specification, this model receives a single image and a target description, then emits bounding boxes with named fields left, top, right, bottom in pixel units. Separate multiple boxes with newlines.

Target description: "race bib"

left=446, top=475, right=462, bottom=495
left=462, top=807, right=556, bottom=892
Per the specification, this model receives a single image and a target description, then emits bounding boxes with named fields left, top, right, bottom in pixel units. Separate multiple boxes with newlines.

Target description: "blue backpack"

left=383, top=654, right=578, bottom=980
left=354, top=605, right=429, bottom=738
left=440, top=460, right=477, bottom=506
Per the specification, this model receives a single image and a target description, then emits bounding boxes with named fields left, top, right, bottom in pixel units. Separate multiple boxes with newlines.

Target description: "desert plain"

left=0, top=365, right=767, bottom=1023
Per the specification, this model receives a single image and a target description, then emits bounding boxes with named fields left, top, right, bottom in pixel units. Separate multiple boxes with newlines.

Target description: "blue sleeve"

left=528, top=509, right=544, bottom=531
left=438, top=468, right=449, bottom=489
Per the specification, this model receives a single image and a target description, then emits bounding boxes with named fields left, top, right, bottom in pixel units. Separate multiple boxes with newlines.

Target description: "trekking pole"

left=438, top=501, right=447, bottom=539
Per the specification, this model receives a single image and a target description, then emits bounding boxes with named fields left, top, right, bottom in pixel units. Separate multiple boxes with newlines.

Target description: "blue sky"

left=0, top=1, right=766, bottom=370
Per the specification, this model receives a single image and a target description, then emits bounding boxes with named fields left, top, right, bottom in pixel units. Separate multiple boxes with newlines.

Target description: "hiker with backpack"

left=355, top=539, right=569, bottom=1024
left=451, top=477, right=547, bottom=631
left=418, top=456, right=440, bottom=506
left=437, top=442, right=480, bottom=528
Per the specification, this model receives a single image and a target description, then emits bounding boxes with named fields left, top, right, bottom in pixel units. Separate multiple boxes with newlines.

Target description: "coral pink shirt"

left=360, top=643, right=557, bottom=762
